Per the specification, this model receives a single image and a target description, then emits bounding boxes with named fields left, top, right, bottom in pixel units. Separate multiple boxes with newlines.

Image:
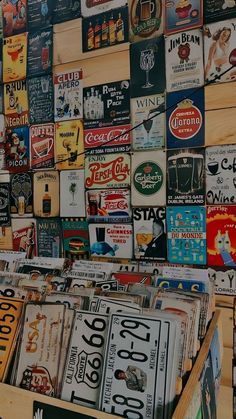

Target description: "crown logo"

left=177, top=99, right=193, bottom=109
left=144, top=163, right=152, bottom=174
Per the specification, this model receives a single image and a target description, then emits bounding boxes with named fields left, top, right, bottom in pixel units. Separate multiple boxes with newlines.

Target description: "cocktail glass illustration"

left=140, top=49, right=155, bottom=88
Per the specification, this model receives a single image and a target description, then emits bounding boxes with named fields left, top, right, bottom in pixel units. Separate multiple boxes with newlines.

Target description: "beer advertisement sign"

left=165, top=29, right=204, bottom=92
left=27, top=28, right=53, bottom=77
left=129, top=0, right=163, bottom=43
left=85, top=153, right=130, bottom=189
left=4, top=80, right=29, bottom=128
left=37, top=218, right=62, bottom=258
left=204, top=0, right=236, bottom=23
left=167, top=148, right=205, bottom=205
left=28, top=0, right=54, bottom=31
left=89, top=223, right=133, bottom=259
left=133, top=206, right=167, bottom=260
left=2, top=0, right=27, bottom=37
left=81, top=0, right=127, bottom=17
left=33, top=171, right=60, bottom=218
left=206, top=145, right=236, bottom=205
left=130, top=36, right=166, bottom=98
left=3, top=33, right=27, bottom=83
left=10, top=173, right=33, bottom=217
left=86, top=189, right=131, bottom=222
left=82, top=6, right=129, bottom=53
left=60, top=170, right=85, bottom=217
left=164, top=0, right=203, bottom=35
left=208, top=266, right=236, bottom=295
left=131, top=150, right=166, bottom=206
left=28, top=75, right=54, bottom=124
left=166, top=89, right=204, bottom=149
left=11, top=218, right=37, bottom=257
left=84, top=124, right=131, bottom=154
left=54, top=69, right=83, bottom=122
left=167, top=206, right=206, bottom=265
left=0, top=179, right=10, bottom=226
left=131, top=94, right=165, bottom=150
left=52, top=0, right=81, bottom=24
left=83, top=80, right=130, bottom=129
left=30, top=123, right=55, bottom=170
left=55, top=120, right=84, bottom=170
left=207, top=205, right=236, bottom=267
left=4, top=126, right=30, bottom=173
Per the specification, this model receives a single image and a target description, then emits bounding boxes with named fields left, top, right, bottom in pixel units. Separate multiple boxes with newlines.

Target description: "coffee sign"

left=30, top=124, right=54, bottom=170
left=129, top=0, right=163, bottom=43
left=84, top=124, right=131, bottom=154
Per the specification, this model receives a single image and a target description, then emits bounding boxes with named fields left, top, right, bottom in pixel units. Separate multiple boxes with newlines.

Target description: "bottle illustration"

left=94, top=20, right=101, bottom=49
left=215, top=230, right=223, bottom=252
left=224, top=230, right=231, bottom=252
left=101, top=16, right=109, bottom=47
left=18, top=196, right=25, bottom=216
left=116, top=13, right=124, bottom=43
left=87, top=22, right=94, bottom=50
left=109, top=13, right=116, bottom=45
left=42, top=184, right=51, bottom=216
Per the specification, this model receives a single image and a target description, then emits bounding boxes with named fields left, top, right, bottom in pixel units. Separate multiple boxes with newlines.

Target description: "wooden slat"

left=219, top=308, right=233, bottom=349
left=216, top=296, right=234, bottom=308
left=218, top=385, right=233, bottom=419
left=221, top=347, right=233, bottom=387
left=205, top=81, right=236, bottom=111
left=205, top=108, right=236, bottom=146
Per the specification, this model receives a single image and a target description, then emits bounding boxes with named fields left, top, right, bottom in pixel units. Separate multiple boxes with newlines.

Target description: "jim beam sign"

left=85, top=153, right=130, bottom=189
left=131, top=150, right=166, bottom=206
left=84, top=124, right=131, bottom=154
left=129, top=0, right=163, bottom=43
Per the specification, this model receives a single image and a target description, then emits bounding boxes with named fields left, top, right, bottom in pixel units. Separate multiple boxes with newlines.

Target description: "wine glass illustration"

left=140, top=48, right=155, bottom=88
left=69, top=182, right=77, bottom=206
left=143, top=117, right=153, bottom=147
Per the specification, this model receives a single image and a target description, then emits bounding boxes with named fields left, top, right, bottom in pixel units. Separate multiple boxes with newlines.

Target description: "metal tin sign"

left=11, top=218, right=37, bottom=258
left=204, top=0, right=236, bottom=24
left=167, top=148, right=205, bottom=205
left=89, top=223, right=133, bottom=259
left=4, top=80, right=29, bottom=128
left=133, top=206, right=167, bottom=260
left=206, top=145, right=236, bottom=205
left=81, top=0, right=127, bottom=17
left=165, top=29, right=204, bottom=92
left=4, top=126, right=30, bottom=173
left=207, top=205, right=236, bottom=267
left=60, top=170, right=85, bottom=217
left=164, top=0, right=203, bottom=35
left=30, top=123, right=55, bottom=170
left=27, top=28, right=53, bottom=77
left=0, top=181, right=10, bottom=226
left=131, top=150, right=166, bottom=206
left=204, top=19, right=236, bottom=84
left=83, top=80, right=130, bottom=129
left=10, top=172, right=33, bottom=217
left=28, top=0, right=54, bottom=31
left=55, top=120, right=84, bottom=170
left=62, top=219, right=90, bottom=261
left=130, top=36, right=166, bottom=98
left=33, top=401, right=97, bottom=419
left=129, top=0, right=163, bottom=42
left=167, top=206, right=206, bottom=265
left=131, top=94, right=165, bottom=150
left=85, top=153, right=130, bottom=189
left=2, top=0, right=27, bottom=37
left=86, top=189, right=131, bottom=222
left=3, top=33, right=27, bottom=83
left=52, top=0, right=81, bottom=24
left=208, top=266, right=236, bottom=295
left=33, top=171, right=60, bottom=218
left=37, top=218, right=62, bottom=258
left=54, top=69, right=83, bottom=122
left=84, top=124, right=131, bottom=154
left=166, top=88, right=204, bottom=149
left=28, top=75, right=54, bottom=124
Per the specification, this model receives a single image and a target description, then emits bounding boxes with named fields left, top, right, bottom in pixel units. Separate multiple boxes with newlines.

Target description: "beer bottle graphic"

left=94, top=20, right=101, bottom=49
left=102, top=16, right=109, bottom=47
left=109, top=13, right=116, bottom=46
left=87, top=22, right=94, bottom=50
left=116, top=13, right=124, bottom=43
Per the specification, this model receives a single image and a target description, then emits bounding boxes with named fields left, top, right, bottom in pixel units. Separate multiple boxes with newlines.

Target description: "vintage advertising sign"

left=4, top=80, right=29, bottom=128
left=164, top=0, right=203, bottom=35
left=0, top=177, right=10, bottom=227
left=28, top=75, right=54, bottom=124
left=27, top=28, right=53, bottom=77
left=166, top=88, right=204, bottom=149
left=165, top=29, right=204, bottom=92
left=61, top=311, right=109, bottom=407
left=2, top=0, right=27, bottom=37
left=131, top=94, right=165, bottom=150
left=82, top=6, right=129, bottom=53
left=11, top=218, right=37, bottom=258
left=131, top=150, right=166, bottom=206
left=130, top=36, right=165, bottom=98
left=86, top=189, right=131, bottom=222
left=206, top=145, right=236, bottom=205
left=89, top=223, right=133, bottom=259
left=133, top=206, right=167, bottom=260
left=84, top=124, right=131, bottom=154
left=30, top=123, right=55, bottom=170
left=10, top=172, right=33, bottom=217
left=129, top=0, right=163, bottom=42
left=54, top=69, right=83, bottom=122
left=33, top=171, right=60, bottom=218
left=28, top=0, right=54, bottom=31
left=85, top=153, right=130, bottom=189
left=208, top=266, right=236, bottom=295
left=167, top=147, right=205, bottom=205
left=62, top=219, right=90, bottom=261
left=204, top=19, right=236, bottom=84
left=83, top=80, right=130, bottom=129
left=4, top=126, right=29, bottom=173
left=0, top=86, right=3, bottom=115
left=33, top=401, right=96, bottom=419
left=52, top=0, right=81, bottom=24
left=60, top=170, right=85, bottom=217
left=81, top=0, right=127, bottom=16
left=207, top=205, right=236, bottom=267
left=37, top=218, right=62, bottom=258
left=14, top=303, right=65, bottom=396
left=204, top=0, right=236, bottom=23
left=55, top=120, right=84, bottom=170
left=3, top=33, right=27, bottom=82
left=167, top=206, right=206, bottom=264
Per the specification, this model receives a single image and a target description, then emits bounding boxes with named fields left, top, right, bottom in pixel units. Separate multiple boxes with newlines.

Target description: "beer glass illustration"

left=140, top=0, right=155, bottom=21
left=192, top=154, right=204, bottom=190
left=140, top=49, right=155, bottom=88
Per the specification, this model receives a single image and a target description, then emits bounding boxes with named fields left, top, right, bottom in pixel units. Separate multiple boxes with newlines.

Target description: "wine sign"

left=164, top=0, right=203, bottom=35
left=28, top=75, right=54, bottom=124
left=81, top=0, right=127, bottom=16
left=204, top=0, right=236, bottom=23
left=28, top=0, right=54, bottom=31
left=27, top=28, right=53, bottom=77
left=52, top=0, right=81, bottom=24
left=82, top=6, right=129, bottom=53
left=83, top=80, right=130, bottom=129
left=54, top=69, right=83, bottom=122
left=89, top=223, right=133, bottom=258
left=37, top=218, right=62, bottom=258
left=84, top=124, right=131, bottom=154
left=4, top=126, right=30, bottom=173
left=131, top=94, right=165, bottom=150
left=206, top=145, right=236, bottom=205
left=10, top=173, right=33, bottom=217
left=30, top=123, right=55, bottom=170
left=4, top=80, right=29, bottom=128
left=166, top=88, right=204, bottom=149
left=165, top=29, right=204, bottom=92
left=167, top=148, right=205, bottom=205
left=130, top=36, right=166, bottom=98
left=129, top=0, right=163, bottom=43
left=3, top=33, right=27, bottom=82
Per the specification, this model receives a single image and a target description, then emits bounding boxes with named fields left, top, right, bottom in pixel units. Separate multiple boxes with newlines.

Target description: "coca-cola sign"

left=85, top=153, right=130, bottom=189
left=84, top=124, right=131, bottom=154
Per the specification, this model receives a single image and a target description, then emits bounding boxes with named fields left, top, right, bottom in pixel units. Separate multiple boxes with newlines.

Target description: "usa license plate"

left=0, top=296, right=24, bottom=381
left=61, top=311, right=109, bottom=408
left=93, top=297, right=141, bottom=314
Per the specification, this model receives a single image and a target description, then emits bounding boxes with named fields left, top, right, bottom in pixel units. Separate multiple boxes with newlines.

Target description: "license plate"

left=0, top=296, right=24, bottom=381
left=0, top=285, right=27, bottom=300
left=45, top=293, right=84, bottom=310
left=95, top=280, right=118, bottom=292
left=94, top=298, right=141, bottom=314
left=61, top=311, right=109, bottom=408
left=58, top=308, right=75, bottom=394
